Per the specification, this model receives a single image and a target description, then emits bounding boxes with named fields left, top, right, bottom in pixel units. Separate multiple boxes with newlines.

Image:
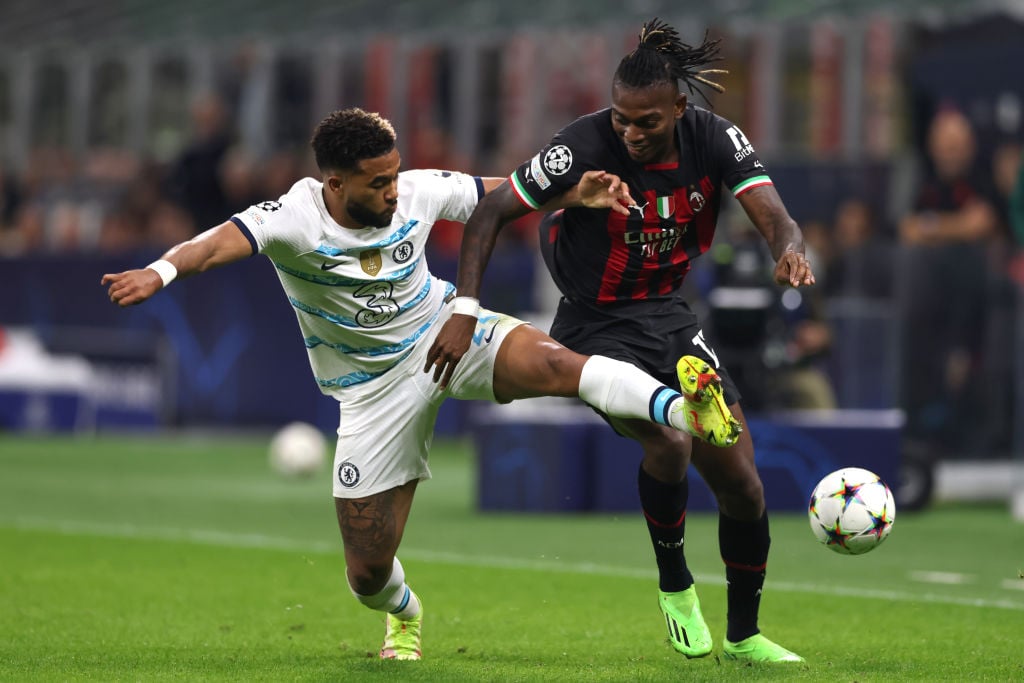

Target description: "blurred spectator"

left=97, top=159, right=193, bottom=253
left=999, top=144, right=1024, bottom=248
left=0, top=167, right=22, bottom=252
left=898, top=107, right=1003, bottom=456
left=166, top=93, right=233, bottom=232
left=146, top=200, right=195, bottom=248
left=825, top=198, right=895, bottom=300
left=260, top=149, right=304, bottom=203
left=773, top=220, right=836, bottom=410
left=777, top=316, right=836, bottom=410
left=219, top=146, right=264, bottom=215
left=11, top=147, right=97, bottom=253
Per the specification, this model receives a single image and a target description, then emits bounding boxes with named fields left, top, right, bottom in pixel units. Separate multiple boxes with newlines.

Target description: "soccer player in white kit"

left=102, top=108, right=735, bottom=661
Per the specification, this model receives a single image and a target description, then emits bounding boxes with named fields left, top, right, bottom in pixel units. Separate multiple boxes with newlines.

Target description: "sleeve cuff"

left=229, top=216, right=258, bottom=255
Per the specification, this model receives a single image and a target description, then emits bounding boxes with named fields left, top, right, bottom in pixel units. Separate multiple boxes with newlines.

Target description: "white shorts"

left=331, top=301, right=527, bottom=498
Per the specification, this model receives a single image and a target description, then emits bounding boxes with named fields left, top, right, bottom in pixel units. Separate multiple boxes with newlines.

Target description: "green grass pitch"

left=1, top=433, right=1023, bottom=681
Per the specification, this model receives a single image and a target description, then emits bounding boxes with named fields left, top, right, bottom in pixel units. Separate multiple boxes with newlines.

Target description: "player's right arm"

left=426, top=164, right=629, bottom=388
left=101, top=220, right=254, bottom=307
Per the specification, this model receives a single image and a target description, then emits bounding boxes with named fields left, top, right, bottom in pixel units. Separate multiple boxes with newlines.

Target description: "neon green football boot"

left=658, top=586, right=713, bottom=658
left=675, top=355, right=742, bottom=447
left=379, top=594, right=423, bottom=660
left=723, top=633, right=804, bottom=663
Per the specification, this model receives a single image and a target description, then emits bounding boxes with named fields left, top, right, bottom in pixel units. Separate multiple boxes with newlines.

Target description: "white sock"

left=350, top=557, right=421, bottom=620
left=577, top=355, right=687, bottom=431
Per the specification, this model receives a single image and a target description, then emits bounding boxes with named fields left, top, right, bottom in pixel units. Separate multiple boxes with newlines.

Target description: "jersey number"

left=691, top=329, right=720, bottom=368
left=353, top=282, right=398, bottom=328
left=725, top=126, right=751, bottom=152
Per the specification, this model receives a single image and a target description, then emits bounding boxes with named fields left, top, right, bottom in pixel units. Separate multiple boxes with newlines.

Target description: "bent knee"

left=346, top=558, right=394, bottom=596
left=713, top=473, right=765, bottom=519
left=495, top=329, right=586, bottom=399
left=632, top=426, right=690, bottom=481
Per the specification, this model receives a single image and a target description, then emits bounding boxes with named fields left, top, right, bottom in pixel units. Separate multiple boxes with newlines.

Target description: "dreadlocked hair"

left=614, top=18, right=728, bottom=106
left=310, top=107, right=396, bottom=172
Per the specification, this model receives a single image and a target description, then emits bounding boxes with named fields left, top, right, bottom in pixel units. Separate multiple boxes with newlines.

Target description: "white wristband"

left=451, top=296, right=480, bottom=318
left=147, top=259, right=178, bottom=288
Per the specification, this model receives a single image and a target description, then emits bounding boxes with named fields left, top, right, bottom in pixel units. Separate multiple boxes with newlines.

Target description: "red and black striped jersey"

left=510, top=106, right=772, bottom=311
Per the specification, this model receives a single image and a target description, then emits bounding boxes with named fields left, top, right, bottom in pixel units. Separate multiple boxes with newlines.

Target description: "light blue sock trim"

left=389, top=586, right=411, bottom=614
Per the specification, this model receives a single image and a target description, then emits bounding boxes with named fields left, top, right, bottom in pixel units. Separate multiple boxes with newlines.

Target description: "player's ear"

left=325, top=174, right=344, bottom=194
left=675, top=93, right=687, bottom=118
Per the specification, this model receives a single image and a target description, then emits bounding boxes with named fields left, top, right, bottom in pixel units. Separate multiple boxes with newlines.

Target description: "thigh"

left=440, top=306, right=538, bottom=402
left=491, top=324, right=589, bottom=401
left=332, top=359, right=438, bottom=499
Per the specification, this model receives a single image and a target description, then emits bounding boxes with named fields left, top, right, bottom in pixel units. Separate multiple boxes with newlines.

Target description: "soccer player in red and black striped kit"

left=429, top=19, right=814, bottom=663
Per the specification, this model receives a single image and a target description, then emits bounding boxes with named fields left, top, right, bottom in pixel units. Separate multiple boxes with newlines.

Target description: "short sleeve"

left=508, top=120, right=597, bottom=210
left=711, top=117, right=774, bottom=198
left=400, top=169, right=484, bottom=224
left=231, top=190, right=316, bottom=258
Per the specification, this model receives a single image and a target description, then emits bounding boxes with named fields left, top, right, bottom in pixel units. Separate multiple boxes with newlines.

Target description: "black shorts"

left=549, top=297, right=742, bottom=406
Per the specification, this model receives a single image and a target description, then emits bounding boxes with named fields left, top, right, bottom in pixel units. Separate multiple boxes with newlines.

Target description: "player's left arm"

left=737, top=185, right=815, bottom=288
left=715, top=116, right=814, bottom=288
left=480, top=173, right=632, bottom=213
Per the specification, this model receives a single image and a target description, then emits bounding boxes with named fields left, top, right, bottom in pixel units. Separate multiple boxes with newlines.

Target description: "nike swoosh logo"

left=483, top=323, right=498, bottom=344
left=320, top=262, right=341, bottom=271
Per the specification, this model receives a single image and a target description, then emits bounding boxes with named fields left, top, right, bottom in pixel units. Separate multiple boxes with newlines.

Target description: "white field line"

left=7, top=515, right=1024, bottom=612
left=908, top=570, right=975, bottom=585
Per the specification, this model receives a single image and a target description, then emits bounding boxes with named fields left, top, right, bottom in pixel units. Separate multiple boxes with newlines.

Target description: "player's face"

left=610, top=81, right=686, bottom=165
left=332, top=148, right=401, bottom=228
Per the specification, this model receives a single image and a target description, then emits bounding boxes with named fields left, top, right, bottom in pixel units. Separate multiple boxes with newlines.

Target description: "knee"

left=639, top=430, right=690, bottom=482
left=346, top=558, right=394, bottom=596
left=543, top=347, right=587, bottom=393
left=714, top=468, right=765, bottom=520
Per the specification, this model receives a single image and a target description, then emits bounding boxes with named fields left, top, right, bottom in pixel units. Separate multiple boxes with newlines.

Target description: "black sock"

left=719, top=512, right=770, bottom=642
left=638, top=466, right=693, bottom=593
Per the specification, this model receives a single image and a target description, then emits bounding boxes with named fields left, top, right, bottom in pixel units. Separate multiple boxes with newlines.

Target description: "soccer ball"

left=268, top=421, right=328, bottom=477
left=808, top=467, right=895, bottom=555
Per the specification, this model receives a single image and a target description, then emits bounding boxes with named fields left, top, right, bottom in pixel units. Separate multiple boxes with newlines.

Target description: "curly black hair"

left=614, top=18, right=728, bottom=106
left=310, top=108, right=396, bottom=172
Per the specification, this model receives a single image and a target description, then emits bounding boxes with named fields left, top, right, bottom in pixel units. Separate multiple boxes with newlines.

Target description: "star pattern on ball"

left=830, top=474, right=875, bottom=513
left=819, top=519, right=852, bottom=550
left=864, top=505, right=891, bottom=540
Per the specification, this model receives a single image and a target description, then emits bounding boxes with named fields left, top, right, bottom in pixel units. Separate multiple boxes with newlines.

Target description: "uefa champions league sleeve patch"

left=543, top=145, right=573, bottom=176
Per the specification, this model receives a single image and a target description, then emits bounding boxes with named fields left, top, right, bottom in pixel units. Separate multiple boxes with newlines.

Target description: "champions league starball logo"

left=543, top=145, right=573, bottom=175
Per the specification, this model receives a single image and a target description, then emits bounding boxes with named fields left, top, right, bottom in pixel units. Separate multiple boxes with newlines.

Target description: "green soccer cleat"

left=380, top=595, right=422, bottom=660
left=658, top=586, right=713, bottom=658
left=675, top=355, right=742, bottom=447
left=723, top=633, right=804, bottom=663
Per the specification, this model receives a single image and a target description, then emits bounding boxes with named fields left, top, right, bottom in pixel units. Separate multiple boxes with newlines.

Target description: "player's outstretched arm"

left=425, top=170, right=631, bottom=388
left=101, top=220, right=255, bottom=307
left=737, top=185, right=816, bottom=288
left=424, top=183, right=526, bottom=387
left=546, top=170, right=634, bottom=215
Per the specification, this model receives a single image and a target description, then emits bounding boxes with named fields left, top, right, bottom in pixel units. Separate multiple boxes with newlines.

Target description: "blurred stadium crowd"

left=1, top=1, right=1023, bottom=460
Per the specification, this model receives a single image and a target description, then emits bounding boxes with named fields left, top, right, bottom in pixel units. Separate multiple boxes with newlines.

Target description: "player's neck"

left=322, top=187, right=366, bottom=230
left=656, top=147, right=680, bottom=165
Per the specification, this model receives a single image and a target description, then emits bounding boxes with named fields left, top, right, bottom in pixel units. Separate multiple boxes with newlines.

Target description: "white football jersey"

left=231, top=170, right=483, bottom=397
